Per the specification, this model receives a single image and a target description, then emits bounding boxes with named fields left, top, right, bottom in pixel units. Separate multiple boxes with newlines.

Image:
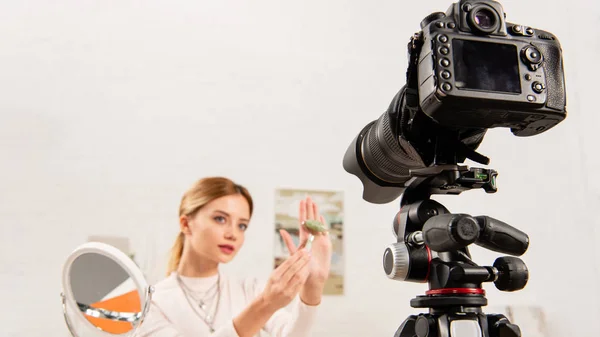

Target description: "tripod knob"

left=383, top=243, right=430, bottom=282
left=493, top=256, right=529, bottom=291
left=384, top=243, right=410, bottom=281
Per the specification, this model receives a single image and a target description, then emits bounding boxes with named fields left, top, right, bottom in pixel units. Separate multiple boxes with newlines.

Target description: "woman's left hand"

left=279, top=196, right=332, bottom=305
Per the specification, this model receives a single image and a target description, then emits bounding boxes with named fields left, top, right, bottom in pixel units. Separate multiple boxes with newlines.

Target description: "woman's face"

left=183, top=194, right=251, bottom=264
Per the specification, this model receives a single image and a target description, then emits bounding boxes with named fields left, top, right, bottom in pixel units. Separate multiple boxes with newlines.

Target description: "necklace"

left=176, top=272, right=222, bottom=333
left=179, top=279, right=218, bottom=311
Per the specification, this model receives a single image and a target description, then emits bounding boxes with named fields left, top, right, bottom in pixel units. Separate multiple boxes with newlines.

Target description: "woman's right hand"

left=231, top=231, right=310, bottom=337
left=261, top=232, right=311, bottom=311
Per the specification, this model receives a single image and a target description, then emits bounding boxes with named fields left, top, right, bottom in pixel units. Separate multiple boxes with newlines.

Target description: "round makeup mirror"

left=60, top=242, right=154, bottom=337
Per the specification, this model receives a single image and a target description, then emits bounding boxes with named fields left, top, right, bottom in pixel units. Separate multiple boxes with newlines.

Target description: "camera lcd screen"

left=452, top=39, right=521, bottom=94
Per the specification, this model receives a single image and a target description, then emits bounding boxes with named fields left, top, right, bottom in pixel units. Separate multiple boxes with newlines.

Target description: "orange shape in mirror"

left=84, top=290, right=141, bottom=333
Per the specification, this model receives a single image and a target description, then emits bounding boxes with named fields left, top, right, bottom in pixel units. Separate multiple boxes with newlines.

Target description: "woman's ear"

left=180, top=215, right=192, bottom=235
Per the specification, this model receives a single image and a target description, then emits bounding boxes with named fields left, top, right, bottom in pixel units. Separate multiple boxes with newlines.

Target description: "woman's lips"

left=219, top=245, right=234, bottom=255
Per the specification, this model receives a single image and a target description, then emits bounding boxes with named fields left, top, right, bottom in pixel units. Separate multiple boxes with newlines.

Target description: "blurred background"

left=0, top=0, right=598, bottom=336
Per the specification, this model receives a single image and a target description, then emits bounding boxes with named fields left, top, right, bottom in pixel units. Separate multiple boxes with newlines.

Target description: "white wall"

left=1, top=0, right=598, bottom=336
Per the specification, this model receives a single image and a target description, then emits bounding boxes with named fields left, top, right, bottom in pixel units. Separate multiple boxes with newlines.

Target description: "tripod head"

left=384, top=164, right=528, bottom=337
left=385, top=164, right=530, bottom=302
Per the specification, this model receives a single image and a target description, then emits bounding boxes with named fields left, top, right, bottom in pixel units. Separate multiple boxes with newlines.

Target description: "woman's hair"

left=166, top=177, right=253, bottom=275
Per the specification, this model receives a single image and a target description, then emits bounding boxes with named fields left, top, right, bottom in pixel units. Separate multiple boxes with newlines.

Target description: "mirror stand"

left=61, top=292, right=77, bottom=337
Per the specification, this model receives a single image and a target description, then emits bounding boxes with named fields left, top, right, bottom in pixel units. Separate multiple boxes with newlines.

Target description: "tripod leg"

left=394, top=315, right=418, bottom=337
left=487, top=314, right=521, bottom=337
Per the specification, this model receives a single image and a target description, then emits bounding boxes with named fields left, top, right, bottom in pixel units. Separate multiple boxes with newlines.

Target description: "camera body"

left=342, top=0, right=568, bottom=205
left=417, top=0, right=566, bottom=136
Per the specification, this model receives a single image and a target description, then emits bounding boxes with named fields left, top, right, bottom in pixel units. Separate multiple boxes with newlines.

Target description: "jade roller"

left=299, top=219, right=327, bottom=251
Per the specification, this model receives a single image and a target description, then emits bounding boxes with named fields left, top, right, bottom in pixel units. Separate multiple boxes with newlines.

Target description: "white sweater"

left=136, top=271, right=319, bottom=337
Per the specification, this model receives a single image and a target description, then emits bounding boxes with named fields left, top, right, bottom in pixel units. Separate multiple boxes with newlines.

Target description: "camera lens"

left=342, top=89, right=430, bottom=204
left=468, top=5, right=500, bottom=34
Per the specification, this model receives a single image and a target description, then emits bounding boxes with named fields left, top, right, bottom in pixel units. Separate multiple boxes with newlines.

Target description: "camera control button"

left=525, top=74, right=532, bottom=81
left=441, top=71, right=451, bottom=79
left=526, top=27, right=535, bottom=36
left=521, top=46, right=543, bottom=70
left=439, top=47, right=450, bottom=55
left=527, top=95, right=536, bottom=102
left=532, top=81, right=545, bottom=93
left=436, top=21, right=445, bottom=28
left=512, top=25, right=523, bottom=33
left=438, top=35, right=449, bottom=43
left=448, top=22, right=456, bottom=29
left=440, top=58, right=450, bottom=67
left=442, top=83, right=452, bottom=91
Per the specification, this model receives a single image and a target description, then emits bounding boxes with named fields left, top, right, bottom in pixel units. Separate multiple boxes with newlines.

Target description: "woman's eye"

left=239, top=224, right=248, bottom=231
left=214, top=216, right=226, bottom=223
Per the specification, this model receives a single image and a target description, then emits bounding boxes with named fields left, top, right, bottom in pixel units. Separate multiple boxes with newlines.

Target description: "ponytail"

left=166, top=232, right=185, bottom=275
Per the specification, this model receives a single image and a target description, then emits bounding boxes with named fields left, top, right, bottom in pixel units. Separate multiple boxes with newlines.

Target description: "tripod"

left=383, top=163, right=529, bottom=337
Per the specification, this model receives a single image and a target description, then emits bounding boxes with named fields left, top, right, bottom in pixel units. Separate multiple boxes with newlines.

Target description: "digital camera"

left=418, top=0, right=566, bottom=136
left=342, top=0, right=568, bottom=204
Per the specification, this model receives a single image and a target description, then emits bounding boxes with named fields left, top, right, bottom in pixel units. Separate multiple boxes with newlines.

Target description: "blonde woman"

left=137, top=177, right=332, bottom=337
